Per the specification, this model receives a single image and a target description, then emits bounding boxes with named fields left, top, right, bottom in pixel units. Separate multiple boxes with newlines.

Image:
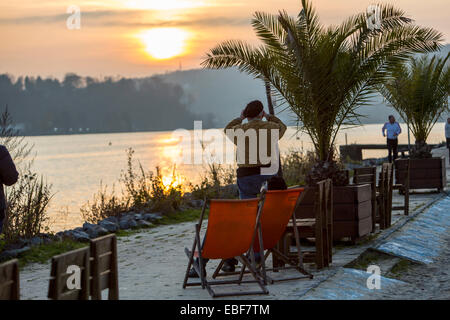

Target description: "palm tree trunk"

left=265, top=81, right=275, bottom=115
left=264, top=80, right=283, bottom=177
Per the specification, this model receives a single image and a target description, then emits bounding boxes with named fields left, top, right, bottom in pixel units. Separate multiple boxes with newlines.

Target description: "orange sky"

left=0, top=0, right=449, bottom=78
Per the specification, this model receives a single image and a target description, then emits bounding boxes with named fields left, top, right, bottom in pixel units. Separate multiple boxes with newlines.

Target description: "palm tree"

left=378, top=53, right=450, bottom=158
left=202, top=0, right=443, bottom=184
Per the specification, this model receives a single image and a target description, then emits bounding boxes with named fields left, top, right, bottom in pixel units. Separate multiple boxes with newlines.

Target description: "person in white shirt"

left=445, top=117, right=450, bottom=164
left=382, top=115, right=402, bottom=163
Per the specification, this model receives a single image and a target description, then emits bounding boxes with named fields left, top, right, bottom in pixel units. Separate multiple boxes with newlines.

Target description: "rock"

left=98, top=220, right=119, bottom=233
left=73, top=227, right=85, bottom=233
left=128, top=219, right=138, bottom=229
left=134, top=213, right=143, bottom=220
left=70, top=230, right=90, bottom=242
left=55, top=232, right=64, bottom=241
left=0, top=246, right=31, bottom=261
left=43, top=237, right=54, bottom=245
left=28, top=237, right=43, bottom=247
left=103, top=216, right=119, bottom=224
left=137, top=220, right=153, bottom=228
left=119, top=217, right=138, bottom=230
left=83, top=223, right=108, bottom=238
left=143, top=213, right=163, bottom=222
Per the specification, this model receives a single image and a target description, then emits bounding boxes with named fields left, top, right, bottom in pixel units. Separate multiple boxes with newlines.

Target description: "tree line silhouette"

left=0, top=73, right=216, bottom=135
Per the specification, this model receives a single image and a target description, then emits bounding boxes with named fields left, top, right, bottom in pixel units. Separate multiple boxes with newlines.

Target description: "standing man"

left=225, top=100, right=287, bottom=199
left=382, top=115, right=402, bottom=163
left=0, top=144, right=19, bottom=234
left=187, top=100, right=287, bottom=277
left=445, top=117, right=450, bottom=164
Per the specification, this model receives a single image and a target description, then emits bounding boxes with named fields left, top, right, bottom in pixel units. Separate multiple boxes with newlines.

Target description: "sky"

left=1, top=0, right=449, bottom=79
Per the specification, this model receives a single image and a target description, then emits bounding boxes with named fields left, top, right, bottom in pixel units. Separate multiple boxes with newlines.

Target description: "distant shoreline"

left=21, top=122, right=449, bottom=138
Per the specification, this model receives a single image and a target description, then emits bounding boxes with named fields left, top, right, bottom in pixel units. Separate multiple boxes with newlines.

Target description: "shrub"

left=0, top=108, right=53, bottom=243
left=80, top=183, right=129, bottom=224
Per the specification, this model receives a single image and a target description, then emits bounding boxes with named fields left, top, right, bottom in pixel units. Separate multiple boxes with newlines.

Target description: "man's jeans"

left=387, top=138, right=398, bottom=163
left=237, top=174, right=274, bottom=199
left=237, top=174, right=274, bottom=263
left=447, top=138, right=450, bottom=164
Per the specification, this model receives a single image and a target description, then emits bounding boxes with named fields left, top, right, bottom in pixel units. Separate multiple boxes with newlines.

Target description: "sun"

left=139, top=28, right=188, bottom=60
left=123, top=0, right=205, bottom=10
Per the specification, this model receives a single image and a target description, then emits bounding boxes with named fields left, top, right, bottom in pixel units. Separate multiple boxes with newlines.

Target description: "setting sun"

left=139, top=28, right=189, bottom=60
left=123, top=0, right=205, bottom=10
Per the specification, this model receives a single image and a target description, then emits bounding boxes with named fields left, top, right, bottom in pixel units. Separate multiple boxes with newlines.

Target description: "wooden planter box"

left=395, top=157, right=446, bottom=192
left=295, top=184, right=373, bottom=241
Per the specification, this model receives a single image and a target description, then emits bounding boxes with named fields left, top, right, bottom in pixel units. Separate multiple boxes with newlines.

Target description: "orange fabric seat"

left=202, top=198, right=260, bottom=260
left=253, top=188, right=304, bottom=252
left=183, top=197, right=269, bottom=298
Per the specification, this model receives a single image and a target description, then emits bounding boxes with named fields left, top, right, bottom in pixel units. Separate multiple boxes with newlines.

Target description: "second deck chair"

left=182, top=198, right=268, bottom=298
left=212, top=188, right=313, bottom=284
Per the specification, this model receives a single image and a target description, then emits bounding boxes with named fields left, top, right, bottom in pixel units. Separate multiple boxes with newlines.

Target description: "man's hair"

left=243, top=100, right=264, bottom=118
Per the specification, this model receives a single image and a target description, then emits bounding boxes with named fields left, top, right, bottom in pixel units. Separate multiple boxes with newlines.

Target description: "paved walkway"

left=19, top=147, right=450, bottom=300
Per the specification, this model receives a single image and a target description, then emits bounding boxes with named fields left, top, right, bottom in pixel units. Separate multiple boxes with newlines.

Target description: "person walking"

left=445, top=117, right=450, bottom=164
left=382, top=115, right=402, bottom=163
left=0, top=144, right=19, bottom=234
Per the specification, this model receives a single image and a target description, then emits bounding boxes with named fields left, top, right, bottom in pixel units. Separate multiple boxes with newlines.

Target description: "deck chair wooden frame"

left=283, top=179, right=333, bottom=269
left=212, top=187, right=313, bottom=284
left=353, top=167, right=377, bottom=231
left=182, top=197, right=268, bottom=298
left=393, top=159, right=410, bottom=216
left=90, top=234, right=119, bottom=300
left=0, top=259, right=19, bottom=300
left=48, top=247, right=90, bottom=300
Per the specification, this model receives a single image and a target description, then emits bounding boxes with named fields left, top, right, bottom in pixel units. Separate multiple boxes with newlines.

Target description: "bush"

left=189, top=163, right=237, bottom=200
left=281, top=149, right=316, bottom=186
left=0, top=108, right=53, bottom=243
left=80, top=183, right=129, bottom=224
left=81, top=148, right=185, bottom=222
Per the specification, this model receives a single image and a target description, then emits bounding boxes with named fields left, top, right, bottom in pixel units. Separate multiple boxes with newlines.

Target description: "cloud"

left=0, top=9, right=249, bottom=28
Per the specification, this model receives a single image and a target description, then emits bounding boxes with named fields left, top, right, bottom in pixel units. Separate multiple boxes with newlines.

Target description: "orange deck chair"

left=182, top=197, right=268, bottom=298
left=212, top=188, right=313, bottom=284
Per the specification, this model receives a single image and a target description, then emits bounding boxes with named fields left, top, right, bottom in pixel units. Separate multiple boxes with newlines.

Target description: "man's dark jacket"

left=0, top=145, right=19, bottom=221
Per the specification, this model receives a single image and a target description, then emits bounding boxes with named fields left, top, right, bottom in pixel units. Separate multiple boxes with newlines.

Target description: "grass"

left=156, top=208, right=207, bottom=225
left=344, top=249, right=381, bottom=270
left=17, top=240, right=88, bottom=269
left=388, top=259, right=412, bottom=279
left=13, top=208, right=205, bottom=268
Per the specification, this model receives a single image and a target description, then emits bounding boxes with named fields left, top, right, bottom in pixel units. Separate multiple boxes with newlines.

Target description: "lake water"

left=24, top=122, right=447, bottom=232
